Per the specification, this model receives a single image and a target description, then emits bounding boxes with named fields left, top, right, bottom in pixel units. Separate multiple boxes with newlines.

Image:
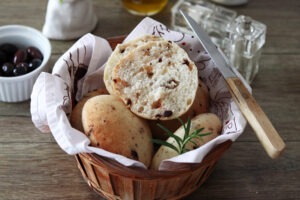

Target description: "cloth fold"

left=31, top=17, right=247, bottom=171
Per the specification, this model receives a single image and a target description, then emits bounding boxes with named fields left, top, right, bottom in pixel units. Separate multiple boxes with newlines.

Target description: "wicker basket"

left=76, top=140, right=231, bottom=200
left=74, top=36, right=233, bottom=200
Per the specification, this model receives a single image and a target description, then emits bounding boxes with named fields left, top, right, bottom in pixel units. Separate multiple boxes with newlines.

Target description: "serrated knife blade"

left=181, top=10, right=285, bottom=159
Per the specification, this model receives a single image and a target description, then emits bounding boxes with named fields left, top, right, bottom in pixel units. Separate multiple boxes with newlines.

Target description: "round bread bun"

left=150, top=113, right=222, bottom=170
left=104, top=35, right=164, bottom=94
left=112, top=40, right=199, bottom=120
left=149, top=79, right=210, bottom=139
left=81, top=95, right=153, bottom=167
left=70, top=88, right=108, bottom=132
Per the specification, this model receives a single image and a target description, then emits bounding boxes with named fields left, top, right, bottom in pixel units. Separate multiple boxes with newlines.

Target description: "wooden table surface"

left=0, top=0, right=299, bottom=199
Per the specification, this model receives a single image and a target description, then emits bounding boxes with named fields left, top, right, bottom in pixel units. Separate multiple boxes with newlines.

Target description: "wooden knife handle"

left=226, top=77, right=285, bottom=159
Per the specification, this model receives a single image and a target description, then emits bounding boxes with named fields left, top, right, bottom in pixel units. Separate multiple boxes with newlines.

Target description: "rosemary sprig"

left=152, top=118, right=211, bottom=154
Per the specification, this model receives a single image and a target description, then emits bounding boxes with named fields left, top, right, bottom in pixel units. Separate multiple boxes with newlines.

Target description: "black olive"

left=163, top=110, right=173, bottom=117
left=13, top=62, right=28, bottom=76
left=28, top=58, right=42, bottom=72
left=0, top=43, right=18, bottom=60
left=13, top=49, right=28, bottom=65
left=0, top=50, right=8, bottom=66
left=26, top=46, right=43, bottom=60
left=0, top=43, right=43, bottom=77
left=1, top=62, right=15, bottom=76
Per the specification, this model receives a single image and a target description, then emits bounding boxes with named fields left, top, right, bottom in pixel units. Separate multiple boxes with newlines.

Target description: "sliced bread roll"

left=112, top=40, right=199, bottom=120
left=104, top=35, right=164, bottom=94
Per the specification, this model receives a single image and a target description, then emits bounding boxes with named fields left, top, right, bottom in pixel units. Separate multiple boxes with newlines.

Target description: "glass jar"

left=171, top=0, right=237, bottom=47
left=225, top=15, right=266, bottom=83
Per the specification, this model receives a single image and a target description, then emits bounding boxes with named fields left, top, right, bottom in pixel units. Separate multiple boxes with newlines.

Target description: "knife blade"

left=181, top=10, right=285, bottom=159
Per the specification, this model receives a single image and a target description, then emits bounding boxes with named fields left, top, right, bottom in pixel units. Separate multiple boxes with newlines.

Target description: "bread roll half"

left=112, top=40, right=199, bottom=121
left=104, top=35, right=164, bottom=94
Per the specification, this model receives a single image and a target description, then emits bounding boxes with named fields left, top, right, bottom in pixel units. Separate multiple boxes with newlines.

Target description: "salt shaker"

left=226, top=15, right=266, bottom=84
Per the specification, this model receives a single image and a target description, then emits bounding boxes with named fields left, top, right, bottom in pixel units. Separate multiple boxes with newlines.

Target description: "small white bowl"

left=0, top=25, right=51, bottom=102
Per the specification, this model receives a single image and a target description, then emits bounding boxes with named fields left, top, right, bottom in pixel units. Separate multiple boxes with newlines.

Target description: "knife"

left=180, top=10, right=285, bottom=159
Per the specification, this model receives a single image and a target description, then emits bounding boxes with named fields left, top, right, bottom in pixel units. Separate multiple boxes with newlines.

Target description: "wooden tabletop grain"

left=0, top=0, right=299, bottom=199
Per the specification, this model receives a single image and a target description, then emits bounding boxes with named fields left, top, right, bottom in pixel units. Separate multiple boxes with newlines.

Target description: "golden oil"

left=122, top=0, right=168, bottom=16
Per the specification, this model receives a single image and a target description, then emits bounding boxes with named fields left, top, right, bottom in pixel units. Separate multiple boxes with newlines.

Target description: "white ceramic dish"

left=0, top=25, right=51, bottom=102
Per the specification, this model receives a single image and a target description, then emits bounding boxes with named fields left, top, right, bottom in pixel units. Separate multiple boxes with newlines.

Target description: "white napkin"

left=31, top=17, right=248, bottom=170
left=42, top=0, right=97, bottom=40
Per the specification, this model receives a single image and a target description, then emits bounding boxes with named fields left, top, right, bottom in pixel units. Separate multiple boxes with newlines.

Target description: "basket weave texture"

left=76, top=141, right=232, bottom=200
left=74, top=36, right=232, bottom=200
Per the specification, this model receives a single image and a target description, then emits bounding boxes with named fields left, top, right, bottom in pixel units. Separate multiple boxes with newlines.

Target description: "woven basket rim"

left=77, top=140, right=232, bottom=179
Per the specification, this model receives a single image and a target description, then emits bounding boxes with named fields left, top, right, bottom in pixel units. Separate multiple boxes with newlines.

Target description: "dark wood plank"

left=0, top=117, right=54, bottom=143
left=186, top=142, right=300, bottom=200
left=0, top=143, right=103, bottom=200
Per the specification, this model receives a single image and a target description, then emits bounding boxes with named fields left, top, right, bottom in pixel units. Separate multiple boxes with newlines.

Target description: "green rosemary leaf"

left=192, top=132, right=212, bottom=138
left=154, top=118, right=213, bottom=155
left=189, top=132, right=211, bottom=141
left=177, top=117, right=185, bottom=126
left=194, top=127, right=205, bottom=134
left=182, top=147, right=189, bottom=154
left=185, top=117, right=191, bottom=137
left=152, top=139, right=180, bottom=154
left=156, top=123, right=174, bottom=136
left=189, top=140, right=198, bottom=147
left=199, top=132, right=212, bottom=137
left=156, top=123, right=183, bottom=148
left=179, top=117, right=190, bottom=142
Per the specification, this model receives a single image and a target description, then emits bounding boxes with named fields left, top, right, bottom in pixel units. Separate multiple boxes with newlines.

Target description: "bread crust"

left=82, top=95, right=153, bottom=167
left=70, top=88, right=108, bottom=132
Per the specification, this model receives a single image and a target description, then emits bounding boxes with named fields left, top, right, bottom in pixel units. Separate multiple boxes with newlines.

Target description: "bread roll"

left=104, top=35, right=163, bottom=94
left=70, top=88, right=108, bottom=132
left=149, top=79, right=209, bottom=139
left=112, top=40, right=198, bottom=120
left=82, top=95, right=153, bottom=167
left=151, top=113, right=222, bottom=170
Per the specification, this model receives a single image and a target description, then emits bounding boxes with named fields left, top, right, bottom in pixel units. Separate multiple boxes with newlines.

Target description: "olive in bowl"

left=0, top=25, right=51, bottom=102
left=0, top=44, right=44, bottom=76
